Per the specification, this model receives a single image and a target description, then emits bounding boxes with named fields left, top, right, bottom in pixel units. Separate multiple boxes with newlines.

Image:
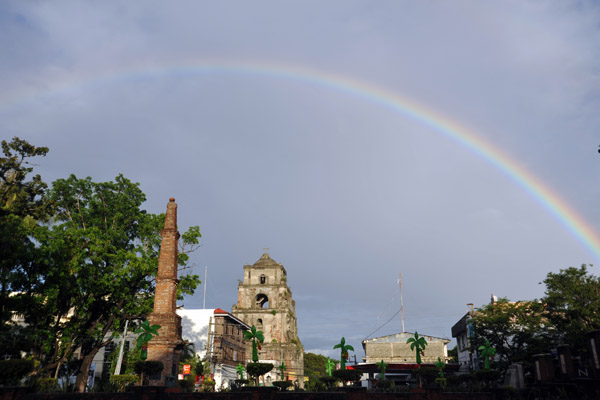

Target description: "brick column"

left=147, top=198, right=183, bottom=386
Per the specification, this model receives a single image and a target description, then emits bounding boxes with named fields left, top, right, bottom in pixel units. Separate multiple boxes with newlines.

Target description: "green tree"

left=333, top=337, right=354, bottom=370
left=23, top=174, right=201, bottom=392
left=542, top=264, right=600, bottom=354
left=303, top=352, right=337, bottom=378
left=0, top=138, right=52, bottom=354
left=407, top=331, right=427, bottom=365
left=471, top=298, right=551, bottom=369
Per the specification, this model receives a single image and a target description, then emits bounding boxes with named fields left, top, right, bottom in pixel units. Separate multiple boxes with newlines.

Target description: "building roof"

left=363, top=332, right=450, bottom=346
left=245, top=252, right=287, bottom=274
left=213, top=308, right=251, bottom=329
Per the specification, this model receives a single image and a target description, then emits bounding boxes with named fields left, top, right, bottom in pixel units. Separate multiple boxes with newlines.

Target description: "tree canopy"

left=472, top=264, right=600, bottom=370
left=0, top=138, right=202, bottom=392
left=542, top=264, right=600, bottom=353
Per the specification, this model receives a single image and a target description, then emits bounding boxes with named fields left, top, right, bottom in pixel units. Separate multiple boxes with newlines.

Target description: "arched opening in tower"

left=256, top=294, right=269, bottom=308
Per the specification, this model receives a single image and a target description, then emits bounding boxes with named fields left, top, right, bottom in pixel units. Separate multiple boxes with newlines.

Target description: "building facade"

left=362, top=332, right=450, bottom=364
left=178, top=308, right=250, bottom=390
left=232, top=252, right=304, bottom=386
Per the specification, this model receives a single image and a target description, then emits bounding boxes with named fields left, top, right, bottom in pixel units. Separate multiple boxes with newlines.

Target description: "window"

left=260, top=275, right=267, bottom=284
left=257, top=318, right=263, bottom=329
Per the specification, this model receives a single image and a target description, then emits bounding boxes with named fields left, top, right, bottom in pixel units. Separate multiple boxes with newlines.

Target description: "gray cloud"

left=2, top=0, right=600, bottom=356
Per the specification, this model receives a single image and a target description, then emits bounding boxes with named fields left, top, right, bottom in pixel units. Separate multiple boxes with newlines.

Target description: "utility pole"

left=114, top=320, right=129, bottom=375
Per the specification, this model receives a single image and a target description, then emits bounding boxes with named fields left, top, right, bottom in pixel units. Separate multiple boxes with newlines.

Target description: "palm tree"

left=243, top=325, right=265, bottom=363
left=134, top=320, right=160, bottom=360
left=478, top=340, right=496, bottom=370
left=406, top=331, right=427, bottom=365
left=333, top=337, right=354, bottom=370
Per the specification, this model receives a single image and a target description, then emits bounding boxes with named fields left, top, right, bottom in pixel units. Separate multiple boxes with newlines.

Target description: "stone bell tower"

left=146, top=198, right=184, bottom=385
left=232, top=252, right=304, bottom=386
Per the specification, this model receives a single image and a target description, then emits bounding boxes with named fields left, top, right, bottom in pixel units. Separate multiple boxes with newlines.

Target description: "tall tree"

left=0, top=137, right=52, bottom=355
left=542, top=264, right=600, bottom=354
left=25, top=174, right=201, bottom=392
left=471, top=298, right=551, bottom=368
left=303, top=352, right=337, bottom=378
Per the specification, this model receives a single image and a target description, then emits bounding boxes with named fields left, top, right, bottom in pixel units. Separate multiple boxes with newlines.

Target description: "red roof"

left=214, top=308, right=228, bottom=314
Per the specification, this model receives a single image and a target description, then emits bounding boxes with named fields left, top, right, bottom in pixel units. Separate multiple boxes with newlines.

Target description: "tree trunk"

left=74, top=347, right=100, bottom=393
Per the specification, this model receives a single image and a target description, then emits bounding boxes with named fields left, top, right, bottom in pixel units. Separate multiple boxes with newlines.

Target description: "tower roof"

left=252, top=252, right=280, bottom=267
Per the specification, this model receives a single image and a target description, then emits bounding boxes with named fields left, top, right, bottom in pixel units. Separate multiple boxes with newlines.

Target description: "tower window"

left=256, top=294, right=269, bottom=308
left=257, top=318, right=263, bottom=328
left=260, top=275, right=267, bottom=284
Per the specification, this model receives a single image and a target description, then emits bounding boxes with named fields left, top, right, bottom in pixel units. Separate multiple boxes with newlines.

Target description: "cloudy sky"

left=2, top=1, right=600, bottom=358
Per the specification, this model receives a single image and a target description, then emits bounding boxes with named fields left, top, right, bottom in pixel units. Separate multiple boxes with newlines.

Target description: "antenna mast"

left=399, top=273, right=405, bottom=333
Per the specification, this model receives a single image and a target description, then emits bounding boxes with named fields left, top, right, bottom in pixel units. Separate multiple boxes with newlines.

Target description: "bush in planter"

left=230, top=379, right=249, bottom=391
left=475, top=369, right=501, bottom=389
left=110, top=374, right=138, bottom=392
left=332, top=369, right=361, bottom=386
left=245, top=362, right=273, bottom=386
left=376, top=379, right=394, bottom=391
left=416, top=366, right=438, bottom=387
left=273, top=380, right=293, bottom=391
left=0, top=358, right=34, bottom=386
left=318, top=375, right=339, bottom=390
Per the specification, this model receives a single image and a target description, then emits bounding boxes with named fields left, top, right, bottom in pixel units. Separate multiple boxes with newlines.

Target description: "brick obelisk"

left=146, top=198, right=184, bottom=385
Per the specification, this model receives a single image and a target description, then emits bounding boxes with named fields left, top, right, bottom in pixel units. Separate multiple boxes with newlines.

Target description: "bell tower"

left=232, top=251, right=304, bottom=385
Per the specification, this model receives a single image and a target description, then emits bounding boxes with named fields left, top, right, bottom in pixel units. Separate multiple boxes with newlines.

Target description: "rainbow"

left=3, top=61, right=600, bottom=261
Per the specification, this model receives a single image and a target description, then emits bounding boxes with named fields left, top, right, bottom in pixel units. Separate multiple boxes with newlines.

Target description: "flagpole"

left=203, top=266, right=208, bottom=309
left=399, top=273, right=405, bottom=333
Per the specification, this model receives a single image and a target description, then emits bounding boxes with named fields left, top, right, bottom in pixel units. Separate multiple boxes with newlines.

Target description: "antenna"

left=203, top=266, right=208, bottom=309
left=399, top=273, right=405, bottom=333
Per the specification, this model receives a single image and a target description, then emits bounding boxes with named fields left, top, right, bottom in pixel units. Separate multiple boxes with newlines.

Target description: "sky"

left=2, top=1, right=600, bottom=359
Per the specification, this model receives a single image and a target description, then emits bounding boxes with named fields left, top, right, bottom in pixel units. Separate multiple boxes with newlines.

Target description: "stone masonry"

left=232, top=252, right=304, bottom=386
left=146, top=198, right=184, bottom=385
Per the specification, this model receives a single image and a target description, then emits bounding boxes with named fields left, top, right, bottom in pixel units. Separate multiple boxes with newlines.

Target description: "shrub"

left=273, top=380, right=293, bottom=390
left=318, top=375, right=339, bottom=390
left=332, top=369, right=361, bottom=385
left=376, top=379, right=394, bottom=391
left=246, top=362, right=273, bottom=385
left=35, top=377, right=59, bottom=393
left=177, top=375, right=195, bottom=392
left=110, top=374, right=138, bottom=392
left=0, top=359, right=34, bottom=385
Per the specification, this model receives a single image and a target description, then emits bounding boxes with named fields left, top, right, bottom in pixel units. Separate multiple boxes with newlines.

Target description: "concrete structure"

left=146, top=198, right=184, bottom=385
left=362, top=332, right=450, bottom=364
left=178, top=308, right=250, bottom=390
left=451, top=313, right=479, bottom=373
left=232, top=252, right=304, bottom=386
